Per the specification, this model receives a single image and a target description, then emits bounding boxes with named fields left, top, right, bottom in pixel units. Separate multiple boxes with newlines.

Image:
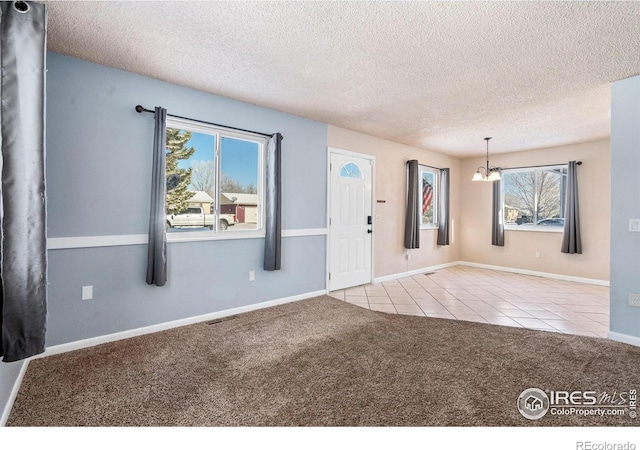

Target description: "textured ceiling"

left=43, top=1, right=640, bottom=157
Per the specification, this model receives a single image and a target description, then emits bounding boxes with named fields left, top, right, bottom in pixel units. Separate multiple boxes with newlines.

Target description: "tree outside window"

left=164, top=120, right=264, bottom=234
left=503, top=166, right=567, bottom=228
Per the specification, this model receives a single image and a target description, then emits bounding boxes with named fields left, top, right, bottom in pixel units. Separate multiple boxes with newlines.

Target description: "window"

left=339, top=162, right=363, bottom=179
left=502, top=165, right=567, bottom=230
left=420, top=166, right=438, bottom=227
left=165, top=118, right=265, bottom=235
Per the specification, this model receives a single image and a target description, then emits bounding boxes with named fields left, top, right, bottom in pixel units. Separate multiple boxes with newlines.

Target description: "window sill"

left=505, top=226, right=563, bottom=233
left=167, top=230, right=265, bottom=243
left=420, top=225, right=439, bottom=230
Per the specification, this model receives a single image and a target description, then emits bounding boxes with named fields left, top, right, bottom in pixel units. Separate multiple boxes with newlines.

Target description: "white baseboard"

left=373, top=262, right=459, bottom=283
left=457, top=261, right=610, bottom=286
left=608, top=331, right=640, bottom=347
left=372, top=260, right=609, bottom=287
left=0, top=360, right=29, bottom=427
left=36, top=289, right=326, bottom=359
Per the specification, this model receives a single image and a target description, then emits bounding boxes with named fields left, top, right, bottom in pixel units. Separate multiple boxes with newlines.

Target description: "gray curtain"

left=561, top=161, right=582, bottom=254
left=146, top=107, right=168, bottom=286
left=264, top=133, right=282, bottom=271
left=491, top=170, right=504, bottom=246
left=437, top=168, right=450, bottom=246
left=0, top=1, right=48, bottom=362
left=404, top=160, right=420, bottom=249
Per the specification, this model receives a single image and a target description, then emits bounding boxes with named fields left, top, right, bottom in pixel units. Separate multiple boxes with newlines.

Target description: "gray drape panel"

left=561, top=161, right=582, bottom=254
left=264, top=133, right=282, bottom=271
left=491, top=170, right=504, bottom=246
left=404, top=160, right=420, bottom=249
left=0, top=1, right=48, bottom=362
left=437, top=168, right=450, bottom=246
left=146, top=107, right=168, bottom=286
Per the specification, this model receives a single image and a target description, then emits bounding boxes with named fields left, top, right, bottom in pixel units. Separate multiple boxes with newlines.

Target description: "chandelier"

left=472, top=137, right=501, bottom=181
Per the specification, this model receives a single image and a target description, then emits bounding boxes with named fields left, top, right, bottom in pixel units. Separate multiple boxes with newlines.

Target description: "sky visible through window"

left=176, top=131, right=259, bottom=188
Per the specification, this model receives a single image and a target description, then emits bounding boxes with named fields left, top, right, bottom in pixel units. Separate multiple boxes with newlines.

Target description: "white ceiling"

left=44, top=1, right=640, bottom=158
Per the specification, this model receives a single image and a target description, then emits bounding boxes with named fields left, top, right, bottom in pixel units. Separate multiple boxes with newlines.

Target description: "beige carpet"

left=8, top=296, right=640, bottom=426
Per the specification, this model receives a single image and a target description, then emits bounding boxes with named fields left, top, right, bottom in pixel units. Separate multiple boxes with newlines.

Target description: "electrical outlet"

left=82, top=285, right=93, bottom=301
left=629, top=294, right=640, bottom=308
left=535, top=251, right=541, bottom=258
left=249, top=270, right=255, bottom=281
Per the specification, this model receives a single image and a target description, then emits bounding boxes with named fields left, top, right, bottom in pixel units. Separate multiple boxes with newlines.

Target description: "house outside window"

left=502, top=165, right=568, bottom=230
left=164, top=117, right=265, bottom=236
left=420, top=166, right=438, bottom=228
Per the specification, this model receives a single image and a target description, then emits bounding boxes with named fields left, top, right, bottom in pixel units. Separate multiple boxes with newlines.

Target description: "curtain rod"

left=406, top=160, right=444, bottom=171
left=135, top=105, right=277, bottom=139
left=500, top=161, right=582, bottom=171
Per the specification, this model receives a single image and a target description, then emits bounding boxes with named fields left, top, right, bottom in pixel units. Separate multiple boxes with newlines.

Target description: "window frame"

left=502, top=164, right=567, bottom=233
left=419, top=165, right=439, bottom=230
left=165, top=116, right=267, bottom=242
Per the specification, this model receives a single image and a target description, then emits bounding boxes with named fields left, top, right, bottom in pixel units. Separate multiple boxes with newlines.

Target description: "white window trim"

left=165, top=117, right=267, bottom=242
left=419, top=165, right=438, bottom=230
left=166, top=230, right=266, bottom=242
left=502, top=164, right=567, bottom=233
left=504, top=226, right=564, bottom=233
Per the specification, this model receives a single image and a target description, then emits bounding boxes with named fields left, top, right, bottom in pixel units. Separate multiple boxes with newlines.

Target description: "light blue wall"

left=610, top=75, right=640, bottom=340
left=47, top=237, right=325, bottom=345
left=45, top=52, right=328, bottom=346
left=47, top=53, right=326, bottom=237
left=0, top=361, right=23, bottom=425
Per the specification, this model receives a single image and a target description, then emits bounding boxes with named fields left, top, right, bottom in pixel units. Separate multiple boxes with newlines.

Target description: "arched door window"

left=339, top=162, right=363, bottom=179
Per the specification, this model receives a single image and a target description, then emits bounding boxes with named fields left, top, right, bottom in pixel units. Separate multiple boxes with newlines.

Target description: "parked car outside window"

left=535, top=218, right=564, bottom=227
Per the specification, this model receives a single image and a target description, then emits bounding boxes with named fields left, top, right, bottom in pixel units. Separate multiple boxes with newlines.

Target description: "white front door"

left=329, top=151, right=373, bottom=291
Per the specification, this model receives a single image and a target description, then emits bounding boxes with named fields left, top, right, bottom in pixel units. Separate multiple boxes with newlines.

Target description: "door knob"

left=367, top=229, right=373, bottom=234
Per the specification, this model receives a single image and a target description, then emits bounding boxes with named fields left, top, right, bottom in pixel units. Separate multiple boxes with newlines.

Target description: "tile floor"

left=328, top=266, right=609, bottom=338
